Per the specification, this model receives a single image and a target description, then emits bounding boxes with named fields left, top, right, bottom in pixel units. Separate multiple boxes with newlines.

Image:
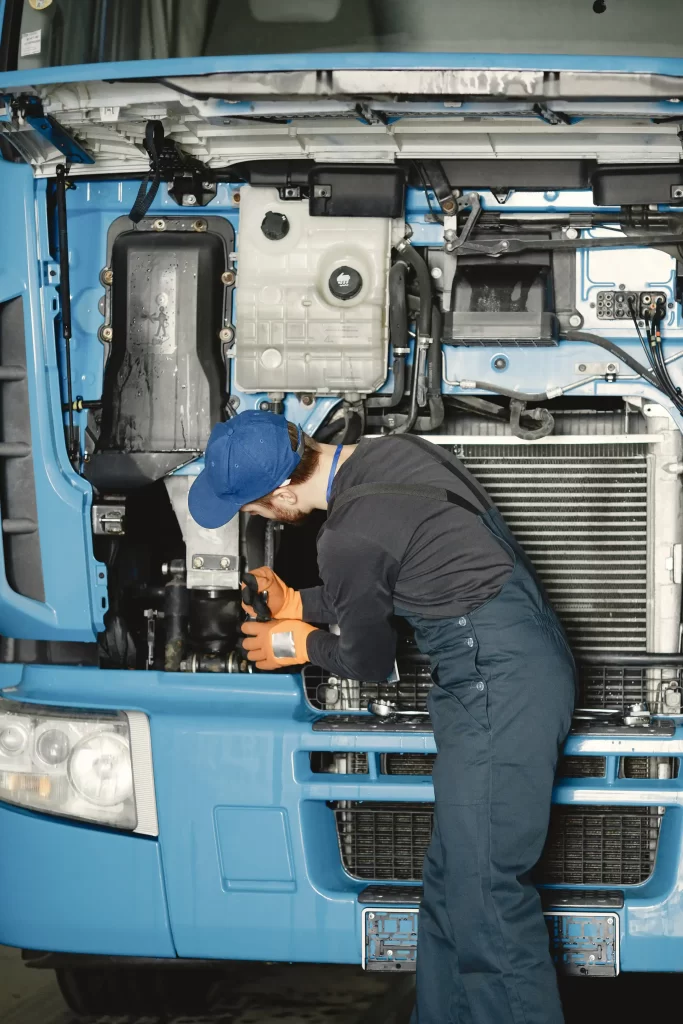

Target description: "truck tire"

left=56, top=966, right=220, bottom=1016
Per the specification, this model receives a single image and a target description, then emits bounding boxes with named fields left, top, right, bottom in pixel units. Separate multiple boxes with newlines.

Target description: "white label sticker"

left=99, top=106, right=121, bottom=122
left=20, top=29, right=42, bottom=56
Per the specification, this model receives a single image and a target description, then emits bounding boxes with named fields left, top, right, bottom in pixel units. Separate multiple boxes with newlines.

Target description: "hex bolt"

left=184, top=194, right=198, bottom=206
left=192, top=556, right=204, bottom=569
left=259, top=400, right=271, bottom=412
left=152, top=219, right=166, bottom=231
left=202, top=181, right=213, bottom=190
left=219, top=326, right=234, bottom=343
left=301, top=394, right=314, bottom=406
left=219, top=556, right=230, bottom=570
left=569, top=314, right=582, bottom=328
left=102, top=268, right=113, bottom=285
left=443, top=229, right=456, bottom=241
left=193, top=219, right=207, bottom=232
left=578, top=363, right=587, bottom=372
left=221, top=270, right=236, bottom=286
left=607, top=363, right=617, bottom=372
left=101, top=326, right=113, bottom=341
left=442, top=198, right=456, bottom=214
left=367, top=913, right=375, bottom=920
left=493, top=357, right=507, bottom=370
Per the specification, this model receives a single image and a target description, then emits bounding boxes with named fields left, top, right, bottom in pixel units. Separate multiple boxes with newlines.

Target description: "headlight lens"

left=0, top=699, right=137, bottom=830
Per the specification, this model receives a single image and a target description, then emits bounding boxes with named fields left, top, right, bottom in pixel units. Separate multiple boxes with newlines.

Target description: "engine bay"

left=3, top=83, right=683, bottom=714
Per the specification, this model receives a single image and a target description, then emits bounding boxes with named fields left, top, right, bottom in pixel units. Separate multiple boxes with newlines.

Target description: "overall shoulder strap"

left=331, top=482, right=483, bottom=517
left=395, top=434, right=493, bottom=510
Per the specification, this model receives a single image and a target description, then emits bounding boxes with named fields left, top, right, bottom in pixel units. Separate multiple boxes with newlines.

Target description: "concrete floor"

left=0, top=943, right=671, bottom=1023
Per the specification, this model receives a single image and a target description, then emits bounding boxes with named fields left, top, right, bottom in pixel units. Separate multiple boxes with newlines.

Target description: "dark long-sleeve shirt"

left=301, top=436, right=513, bottom=681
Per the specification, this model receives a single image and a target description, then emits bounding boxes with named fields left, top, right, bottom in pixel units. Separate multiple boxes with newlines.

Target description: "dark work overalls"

left=336, top=438, right=577, bottom=1024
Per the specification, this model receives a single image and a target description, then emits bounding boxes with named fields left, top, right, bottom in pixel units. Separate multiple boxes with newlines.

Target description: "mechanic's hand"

left=241, top=567, right=303, bottom=620
left=241, top=619, right=317, bottom=671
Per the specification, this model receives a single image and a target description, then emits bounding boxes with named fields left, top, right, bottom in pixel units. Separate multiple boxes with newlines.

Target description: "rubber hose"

left=396, top=243, right=433, bottom=337
left=453, top=382, right=554, bottom=402
left=509, top=399, right=555, bottom=440
left=368, top=260, right=409, bottom=411
left=426, top=305, right=445, bottom=431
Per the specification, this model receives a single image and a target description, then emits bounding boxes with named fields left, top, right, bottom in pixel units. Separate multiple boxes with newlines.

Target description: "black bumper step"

left=358, top=885, right=624, bottom=910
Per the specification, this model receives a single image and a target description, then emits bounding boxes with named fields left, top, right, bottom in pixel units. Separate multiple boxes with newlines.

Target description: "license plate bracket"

left=362, top=908, right=619, bottom=976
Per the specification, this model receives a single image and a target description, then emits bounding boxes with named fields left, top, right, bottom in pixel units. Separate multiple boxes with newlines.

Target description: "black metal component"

left=55, top=164, right=78, bottom=468
left=168, top=171, right=217, bottom=209
left=188, top=590, right=241, bottom=654
left=312, top=715, right=434, bottom=734
left=129, top=121, right=217, bottom=221
left=420, top=161, right=458, bottom=214
left=163, top=564, right=189, bottom=672
left=358, top=885, right=423, bottom=905
left=540, top=889, right=624, bottom=909
left=456, top=230, right=683, bottom=259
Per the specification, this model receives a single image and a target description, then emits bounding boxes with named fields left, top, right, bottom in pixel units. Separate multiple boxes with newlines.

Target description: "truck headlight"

left=0, top=699, right=157, bottom=834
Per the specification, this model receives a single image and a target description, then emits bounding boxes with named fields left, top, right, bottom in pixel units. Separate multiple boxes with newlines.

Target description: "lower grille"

left=536, top=806, right=663, bottom=886
left=557, top=756, right=606, bottom=778
left=382, top=753, right=436, bottom=775
left=333, top=802, right=663, bottom=886
left=334, top=802, right=432, bottom=881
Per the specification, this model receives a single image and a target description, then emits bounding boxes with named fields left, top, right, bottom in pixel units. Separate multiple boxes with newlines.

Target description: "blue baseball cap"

left=189, top=410, right=304, bottom=528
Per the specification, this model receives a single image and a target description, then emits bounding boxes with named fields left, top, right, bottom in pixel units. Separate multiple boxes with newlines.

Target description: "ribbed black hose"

left=396, top=243, right=432, bottom=337
left=367, top=261, right=408, bottom=411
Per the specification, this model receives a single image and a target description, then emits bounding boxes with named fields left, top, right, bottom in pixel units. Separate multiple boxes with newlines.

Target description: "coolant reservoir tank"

left=234, top=186, right=390, bottom=395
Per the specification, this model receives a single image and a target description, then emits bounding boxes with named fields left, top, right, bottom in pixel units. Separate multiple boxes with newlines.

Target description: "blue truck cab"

left=1, top=0, right=683, bottom=1010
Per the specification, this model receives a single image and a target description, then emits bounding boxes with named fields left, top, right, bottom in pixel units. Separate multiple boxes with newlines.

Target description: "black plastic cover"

left=592, top=164, right=683, bottom=206
left=420, top=159, right=595, bottom=191
left=444, top=264, right=557, bottom=346
left=89, top=218, right=234, bottom=490
left=445, top=312, right=557, bottom=346
left=309, top=165, right=405, bottom=217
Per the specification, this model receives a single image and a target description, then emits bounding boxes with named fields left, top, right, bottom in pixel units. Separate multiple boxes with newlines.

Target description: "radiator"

left=461, top=442, right=649, bottom=655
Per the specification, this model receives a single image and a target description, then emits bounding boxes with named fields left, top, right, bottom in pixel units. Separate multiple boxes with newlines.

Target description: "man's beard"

left=255, top=500, right=311, bottom=526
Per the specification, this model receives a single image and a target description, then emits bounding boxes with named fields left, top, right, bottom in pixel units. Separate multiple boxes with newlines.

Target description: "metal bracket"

left=16, top=96, right=94, bottom=165
left=92, top=503, right=125, bottom=536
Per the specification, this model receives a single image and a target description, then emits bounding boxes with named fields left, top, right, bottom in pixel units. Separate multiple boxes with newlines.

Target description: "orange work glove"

left=241, top=567, right=303, bottom=620
left=241, top=619, right=317, bottom=671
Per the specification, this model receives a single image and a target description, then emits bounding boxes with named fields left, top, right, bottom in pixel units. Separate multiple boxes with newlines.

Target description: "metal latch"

left=666, top=544, right=683, bottom=584
left=92, top=504, right=125, bottom=536
left=573, top=701, right=651, bottom=728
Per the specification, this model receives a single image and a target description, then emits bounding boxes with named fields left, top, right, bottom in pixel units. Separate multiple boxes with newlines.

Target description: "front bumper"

left=2, top=663, right=683, bottom=971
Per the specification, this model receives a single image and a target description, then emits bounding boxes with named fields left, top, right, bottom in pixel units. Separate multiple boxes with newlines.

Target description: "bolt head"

left=152, top=219, right=166, bottom=231
left=259, top=400, right=270, bottom=412
left=565, top=227, right=579, bottom=240
left=102, top=326, right=113, bottom=341
left=578, top=363, right=586, bottom=372
left=192, top=556, right=204, bottom=569
left=443, top=229, right=456, bottom=241
left=607, top=363, right=617, bottom=372
left=219, top=556, right=230, bottom=570
left=493, top=357, right=507, bottom=370
left=102, top=268, right=113, bottom=285
left=219, top=326, right=234, bottom=343
left=221, top=270, right=236, bottom=286
left=184, top=194, right=198, bottom=206
left=301, top=394, right=314, bottom=406
left=569, top=314, right=582, bottom=328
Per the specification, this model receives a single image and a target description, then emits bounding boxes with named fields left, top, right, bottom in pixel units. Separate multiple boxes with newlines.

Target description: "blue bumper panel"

left=6, top=663, right=683, bottom=968
left=0, top=803, right=175, bottom=956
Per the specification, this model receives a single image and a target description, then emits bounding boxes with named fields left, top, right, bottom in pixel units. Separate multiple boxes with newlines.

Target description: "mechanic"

left=189, top=409, right=576, bottom=1024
